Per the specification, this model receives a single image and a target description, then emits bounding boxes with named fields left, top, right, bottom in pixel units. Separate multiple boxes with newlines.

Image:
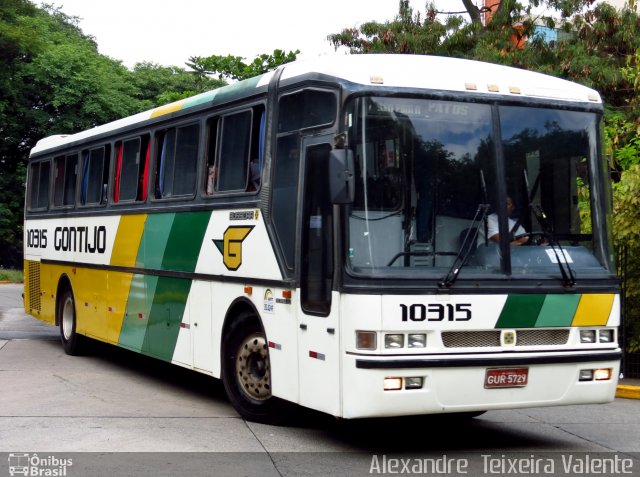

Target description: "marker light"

left=580, top=330, right=596, bottom=344
left=356, top=331, right=377, bottom=350
left=408, top=334, right=427, bottom=348
left=384, top=377, right=403, bottom=391
left=385, top=334, right=404, bottom=349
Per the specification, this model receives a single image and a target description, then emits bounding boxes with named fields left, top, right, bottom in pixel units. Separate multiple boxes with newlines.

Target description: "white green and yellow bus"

left=24, top=54, right=621, bottom=422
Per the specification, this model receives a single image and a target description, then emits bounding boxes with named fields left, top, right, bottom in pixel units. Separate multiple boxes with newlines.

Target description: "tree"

left=186, top=49, right=299, bottom=81
left=130, top=62, right=225, bottom=108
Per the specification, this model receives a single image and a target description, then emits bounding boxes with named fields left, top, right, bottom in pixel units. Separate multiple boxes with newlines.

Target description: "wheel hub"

left=61, top=297, right=74, bottom=341
left=236, top=333, right=271, bottom=401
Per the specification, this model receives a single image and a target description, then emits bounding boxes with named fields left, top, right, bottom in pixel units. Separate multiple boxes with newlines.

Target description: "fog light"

left=580, top=330, right=596, bottom=343
left=579, top=369, right=594, bottom=381
left=384, top=377, right=403, bottom=390
left=598, top=329, right=614, bottom=343
left=356, top=331, right=377, bottom=350
left=594, top=368, right=612, bottom=381
left=405, top=377, right=423, bottom=389
left=385, top=334, right=404, bottom=349
left=408, top=334, right=426, bottom=348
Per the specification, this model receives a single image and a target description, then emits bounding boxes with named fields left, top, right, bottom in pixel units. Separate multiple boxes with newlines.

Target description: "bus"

left=23, top=54, right=621, bottom=423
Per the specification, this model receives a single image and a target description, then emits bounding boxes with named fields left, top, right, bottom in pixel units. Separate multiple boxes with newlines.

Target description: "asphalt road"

left=1, top=283, right=639, bottom=477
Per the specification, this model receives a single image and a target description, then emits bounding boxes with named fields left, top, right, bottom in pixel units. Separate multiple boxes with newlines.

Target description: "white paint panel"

left=193, top=209, right=282, bottom=279
left=24, top=216, right=121, bottom=264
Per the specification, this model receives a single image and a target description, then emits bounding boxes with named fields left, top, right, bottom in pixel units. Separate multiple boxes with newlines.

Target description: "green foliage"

left=130, top=62, right=225, bottom=108
left=613, top=163, right=640, bottom=352
left=187, top=49, right=299, bottom=81
left=0, top=268, right=24, bottom=283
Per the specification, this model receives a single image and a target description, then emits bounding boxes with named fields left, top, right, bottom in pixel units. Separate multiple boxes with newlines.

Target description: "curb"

left=616, top=385, right=640, bottom=400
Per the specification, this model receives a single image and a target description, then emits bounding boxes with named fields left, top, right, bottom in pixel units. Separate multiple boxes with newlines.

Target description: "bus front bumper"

left=341, top=350, right=621, bottom=419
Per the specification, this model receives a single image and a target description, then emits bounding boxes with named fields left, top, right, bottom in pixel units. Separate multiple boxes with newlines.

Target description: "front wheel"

left=222, top=312, right=285, bottom=424
left=58, top=287, right=86, bottom=355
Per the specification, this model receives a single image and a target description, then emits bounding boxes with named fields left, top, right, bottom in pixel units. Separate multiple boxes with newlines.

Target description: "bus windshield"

left=344, top=96, right=609, bottom=280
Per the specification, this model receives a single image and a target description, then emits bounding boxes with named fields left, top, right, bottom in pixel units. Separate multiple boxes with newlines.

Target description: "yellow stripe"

left=150, top=99, right=186, bottom=118
left=110, top=214, right=147, bottom=267
left=571, top=294, right=614, bottom=326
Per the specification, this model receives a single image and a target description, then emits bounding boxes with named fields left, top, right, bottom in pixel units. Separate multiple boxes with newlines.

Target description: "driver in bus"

left=483, top=195, right=529, bottom=246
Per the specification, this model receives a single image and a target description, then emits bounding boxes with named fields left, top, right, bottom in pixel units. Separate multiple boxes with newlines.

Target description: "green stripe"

left=496, top=294, right=546, bottom=328
left=137, top=213, right=175, bottom=269
left=535, top=294, right=581, bottom=327
left=161, top=211, right=211, bottom=272
left=118, top=274, right=158, bottom=352
left=142, top=276, right=191, bottom=362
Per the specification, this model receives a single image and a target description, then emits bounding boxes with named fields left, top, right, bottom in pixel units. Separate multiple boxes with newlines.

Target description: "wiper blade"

left=531, top=205, right=576, bottom=287
left=439, top=203, right=490, bottom=288
left=547, top=239, right=577, bottom=287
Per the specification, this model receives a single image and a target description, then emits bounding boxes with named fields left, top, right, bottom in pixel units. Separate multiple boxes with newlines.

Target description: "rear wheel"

left=58, top=287, right=85, bottom=355
left=222, top=311, right=285, bottom=424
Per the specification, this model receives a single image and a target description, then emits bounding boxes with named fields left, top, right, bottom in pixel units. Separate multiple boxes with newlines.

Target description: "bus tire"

left=222, top=311, right=285, bottom=424
left=57, top=287, right=85, bottom=356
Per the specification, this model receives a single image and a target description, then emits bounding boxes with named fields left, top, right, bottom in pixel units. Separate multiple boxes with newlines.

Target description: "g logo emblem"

left=213, top=226, right=254, bottom=271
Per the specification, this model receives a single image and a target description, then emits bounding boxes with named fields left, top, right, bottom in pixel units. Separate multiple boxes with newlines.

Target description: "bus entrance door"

left=297, top=138, right=341, bottom=415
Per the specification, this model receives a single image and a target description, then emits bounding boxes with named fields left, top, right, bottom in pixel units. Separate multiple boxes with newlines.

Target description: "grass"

left=0, top=268, right=23, bottom=283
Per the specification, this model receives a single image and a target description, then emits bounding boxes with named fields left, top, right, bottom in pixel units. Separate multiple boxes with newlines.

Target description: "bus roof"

left=31, top=54, right=601, bottom=157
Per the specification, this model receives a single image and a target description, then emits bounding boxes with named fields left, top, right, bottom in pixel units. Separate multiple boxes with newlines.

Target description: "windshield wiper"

left=439, top=203, right=490, bottom=288
left=521, top=171, right=576, bottom=287
left=531, top=204, right=576, bottom=287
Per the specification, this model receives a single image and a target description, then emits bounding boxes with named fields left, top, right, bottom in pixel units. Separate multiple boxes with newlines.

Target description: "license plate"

left=484, top=367, right=529, bottom=388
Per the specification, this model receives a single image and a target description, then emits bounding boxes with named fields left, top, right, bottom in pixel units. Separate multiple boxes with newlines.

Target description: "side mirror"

left=329, top=149, right=355, bottom=204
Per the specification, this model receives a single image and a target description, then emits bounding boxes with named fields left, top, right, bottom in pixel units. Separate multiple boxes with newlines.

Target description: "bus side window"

left=204, top=117, right=218, bottom=196
left=53, top=153, right=78, bottom=208
left=80, top=145, right=110, bottom=206
left=28, top=161, right=51, bottom=211
left=247, top=108, right=265, bottom=192
left=216, top=110, right=252, bottom=192
left=114, top=135, right=149, bottom=203
left=155, top=123, right=199, bottom=199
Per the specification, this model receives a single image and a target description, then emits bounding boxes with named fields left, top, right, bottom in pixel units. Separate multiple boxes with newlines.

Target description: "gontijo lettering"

left=54, top=226, right=106, bottom=253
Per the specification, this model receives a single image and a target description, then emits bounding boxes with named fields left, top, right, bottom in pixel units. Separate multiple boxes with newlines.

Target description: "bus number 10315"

left=400, top=303, right=472, bottom=322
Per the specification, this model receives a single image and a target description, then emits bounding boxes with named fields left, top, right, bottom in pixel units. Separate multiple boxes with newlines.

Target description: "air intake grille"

left=442, top=331, right=501, bottom=348
left=442, top=329, right=570, bottom=348
left=516, top=329, right=570, bottom=346
left=27, top=261, right=41, bottom=313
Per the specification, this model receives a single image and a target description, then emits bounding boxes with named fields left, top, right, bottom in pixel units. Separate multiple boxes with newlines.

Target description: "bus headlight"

left=385, top=334, right=404, bottom=349
left=580, top=330, right=596, bottom=343
left=408, top=334, right=426, bottom=348
left=598, top=329, right=615, bottom=343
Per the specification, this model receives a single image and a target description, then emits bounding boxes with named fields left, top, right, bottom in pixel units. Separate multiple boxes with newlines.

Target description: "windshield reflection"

left=344, top=97, right=607, bottom=280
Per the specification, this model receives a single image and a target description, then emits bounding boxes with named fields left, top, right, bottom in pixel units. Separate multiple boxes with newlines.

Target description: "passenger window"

left=155, top=123, right=199, bottom=199
left=114, top=135, right=150, bottom=203
left=278, top=89, right=336, bottom=133
left=217, top=110, right=252, bottom=192
left=28, top=161, right=51, bottom=211
left=80, top=146, right=110, bottom=206
left=205, top=105, right=265, bottom=195
left=53, top=153, right=78, bottom=207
